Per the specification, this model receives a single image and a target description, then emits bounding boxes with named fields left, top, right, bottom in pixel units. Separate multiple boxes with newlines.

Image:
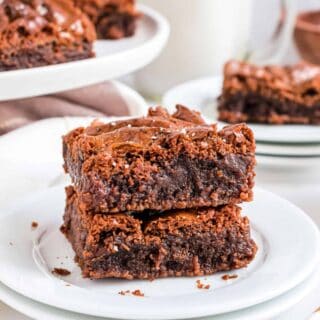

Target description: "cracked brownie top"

left=63, top=105, right=255, bottom=163
left=223, top=60, right=320, bottom=106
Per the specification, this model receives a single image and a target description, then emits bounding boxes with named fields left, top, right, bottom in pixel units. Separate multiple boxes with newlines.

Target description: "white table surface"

left=0, top=118, right=319, bottom=320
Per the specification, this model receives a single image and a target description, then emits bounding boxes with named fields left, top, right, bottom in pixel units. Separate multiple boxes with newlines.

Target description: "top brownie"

left=218, top=60, right=320, bottom=124
left=63, top=105, right=256, bottom=213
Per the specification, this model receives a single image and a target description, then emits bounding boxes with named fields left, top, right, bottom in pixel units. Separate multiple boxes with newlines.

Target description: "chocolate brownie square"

left=74, top=0, right=139, bottom=39
left=61, top=186, right=257, bottom=279
left=63, top=105, right=256, bottom=214
left=0, top=0, right=96, bottom=71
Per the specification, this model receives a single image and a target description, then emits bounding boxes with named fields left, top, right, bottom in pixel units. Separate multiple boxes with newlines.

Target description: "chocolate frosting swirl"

left=0, top=0, right=96, bottom=46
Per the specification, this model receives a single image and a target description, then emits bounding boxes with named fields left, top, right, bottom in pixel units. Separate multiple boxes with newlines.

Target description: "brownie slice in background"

left=218, top=60, right=320, bottom=124
left=74, top=0, right=139, bottom=39
left=0, top=0, right=96, bottom=71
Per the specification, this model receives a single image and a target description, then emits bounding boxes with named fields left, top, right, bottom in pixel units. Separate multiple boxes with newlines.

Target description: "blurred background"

left=134, top=0, right=320, bottom=96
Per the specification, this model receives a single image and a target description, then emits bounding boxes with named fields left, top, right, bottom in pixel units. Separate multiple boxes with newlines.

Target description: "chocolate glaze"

left=61, top=186, right=257, bottom=280
left=0, top=0, right=96, bottom=46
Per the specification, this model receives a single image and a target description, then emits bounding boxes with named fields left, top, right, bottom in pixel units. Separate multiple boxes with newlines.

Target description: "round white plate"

left=256, top=143, right=320, bottom=157
left=0, top=5, right=169, bottom=101
left=256, top=154, right=320, bottom=169
left=0, top=269, right=319, bottom=320
left=163, top=76, right=320, bottom=144
left=0, top=187, right=319, bottom=320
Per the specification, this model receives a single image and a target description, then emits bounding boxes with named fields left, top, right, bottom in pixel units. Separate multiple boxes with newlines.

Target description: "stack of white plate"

left=163, top=76, right=320, bottom=170
left=0, top=116, right=320, bottom=320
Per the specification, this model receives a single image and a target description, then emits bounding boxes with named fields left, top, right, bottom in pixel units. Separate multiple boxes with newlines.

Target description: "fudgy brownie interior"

left=74, top=0, right=139, bottom=39
left=62, top=186, right=257, bottom=280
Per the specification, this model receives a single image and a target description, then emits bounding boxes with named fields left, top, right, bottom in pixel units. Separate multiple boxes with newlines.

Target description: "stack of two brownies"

left=61, top=106, right=257, bottom=280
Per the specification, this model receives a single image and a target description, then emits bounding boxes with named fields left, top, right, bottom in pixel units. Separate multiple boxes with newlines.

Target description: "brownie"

left=61, top=186, right=257, bottom=280
left=63, top=105, right=256, bottom=214
left=74, top=0, right=139, bottom=39
left=0, top=0, right=96, bottom=71
left=218, top=60, right=320, bottom=124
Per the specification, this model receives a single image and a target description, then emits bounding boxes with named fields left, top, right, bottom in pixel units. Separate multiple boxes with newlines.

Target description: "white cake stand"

left=0, top=5, right=169, bottom=101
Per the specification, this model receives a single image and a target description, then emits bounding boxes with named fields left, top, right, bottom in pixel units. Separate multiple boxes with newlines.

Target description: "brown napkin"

left=0, top=81, right=135, bottom=135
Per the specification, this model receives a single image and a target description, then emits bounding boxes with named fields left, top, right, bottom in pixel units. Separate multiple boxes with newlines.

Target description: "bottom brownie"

left=61, top=186, right=257, bottom=280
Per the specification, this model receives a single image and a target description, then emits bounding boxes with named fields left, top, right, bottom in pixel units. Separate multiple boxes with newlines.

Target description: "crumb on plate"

left=52, top=268, right=71, bottom=276
left=118, top=290, right=130, bottom=296
left=222, top=274, right=238, bottom=281
left=31, top=221, right=38, bottom=229
left=119, top=289, right=144, bottom=297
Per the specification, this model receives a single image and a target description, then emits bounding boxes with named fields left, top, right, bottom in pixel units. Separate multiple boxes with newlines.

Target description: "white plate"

left=0, top=268, right=320, bottom=320
left=163, top=76, right=320, bottom=144
left=256, top=154, right=320, bottom=169
left=0, top=187, right=319, bottom=320
left=0, top=5, right=169, bottom=101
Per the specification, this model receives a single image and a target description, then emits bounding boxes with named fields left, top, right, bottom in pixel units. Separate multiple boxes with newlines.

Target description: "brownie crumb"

left=118, top=290, right=130, bottom=296
left=31, top=221, right=38, bottom=229
left=219, top=60, right=320, bottom=125
left=118, top=289, right=144, bottom=297
left=315, top=307, right=320, bottom=313
left=52, top=268, right=71, bottom=276
left=222, top=274, right=238, bottom=281
left=132, top=289, right=144, bottom=297
left=196, top=280, right=210, bottom=290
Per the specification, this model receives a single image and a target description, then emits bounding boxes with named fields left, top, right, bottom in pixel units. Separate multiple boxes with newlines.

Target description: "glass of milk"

left=135, top=0, right=296, bottom=98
